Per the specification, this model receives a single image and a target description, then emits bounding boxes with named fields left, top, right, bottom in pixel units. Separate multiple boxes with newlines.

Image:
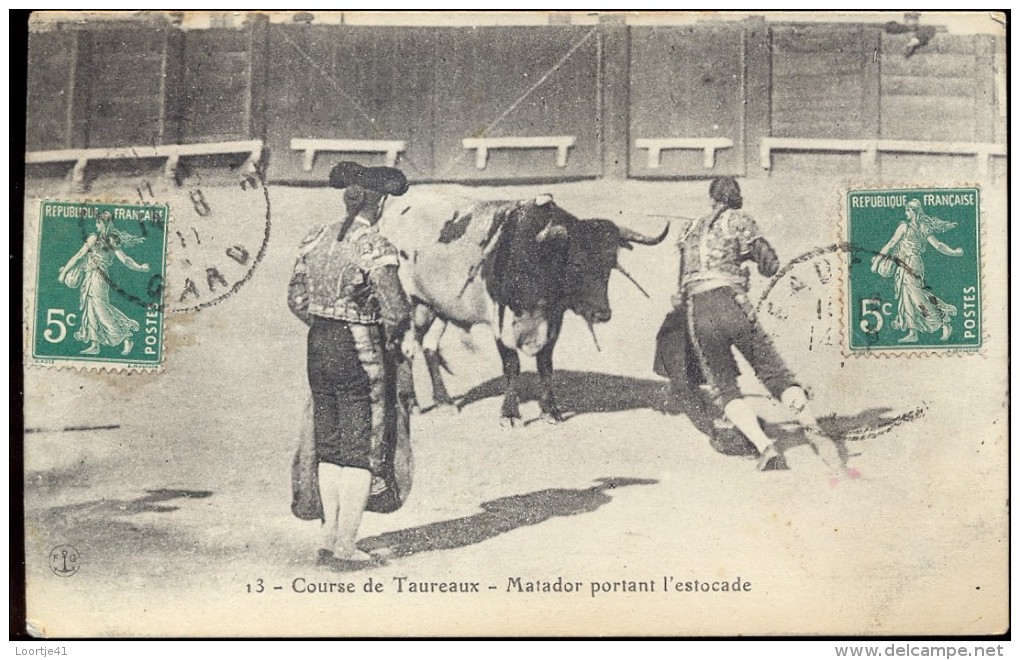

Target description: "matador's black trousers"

left=307, top=317, right=385, bottom=472
left=688, top=286, right=797, bottom=408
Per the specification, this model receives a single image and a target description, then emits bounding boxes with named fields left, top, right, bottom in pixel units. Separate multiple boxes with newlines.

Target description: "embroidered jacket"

left=288, top=219, right=410, bottom=335
left=679, top=209, right=776, bottom=295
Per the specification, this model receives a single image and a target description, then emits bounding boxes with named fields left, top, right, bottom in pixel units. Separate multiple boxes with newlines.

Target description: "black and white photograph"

left=18, top=10, right=1009, bottom=640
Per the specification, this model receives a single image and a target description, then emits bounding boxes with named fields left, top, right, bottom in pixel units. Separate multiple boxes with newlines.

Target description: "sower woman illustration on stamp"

left=58, top=210, right=150, bottom=356
left=870, top=199, right=963, bottom=344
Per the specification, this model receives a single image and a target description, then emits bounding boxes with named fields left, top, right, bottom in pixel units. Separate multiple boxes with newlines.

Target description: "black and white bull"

left=381, top=191, right=667, bottom=426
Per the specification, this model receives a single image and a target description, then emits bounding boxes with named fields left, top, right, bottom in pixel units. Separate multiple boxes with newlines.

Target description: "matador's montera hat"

left=329, top=161, right=409, bottom=197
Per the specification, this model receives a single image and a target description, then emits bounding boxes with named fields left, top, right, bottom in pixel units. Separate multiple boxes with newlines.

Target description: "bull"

left=381, top=191, right=667, bottom=427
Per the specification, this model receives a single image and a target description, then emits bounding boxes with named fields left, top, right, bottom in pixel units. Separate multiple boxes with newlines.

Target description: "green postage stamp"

left=846, top=187, right=981, bottom=352
left=30, top=201, right=169, bottom=370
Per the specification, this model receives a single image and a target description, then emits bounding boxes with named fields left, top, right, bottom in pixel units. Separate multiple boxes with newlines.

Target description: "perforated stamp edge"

left=24, top=197, right=171, bottom=374
left=834, top=181, right=988, bottom=360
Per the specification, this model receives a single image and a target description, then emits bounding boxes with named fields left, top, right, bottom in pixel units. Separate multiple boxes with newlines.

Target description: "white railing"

left=25, top=140, right=264, bottom=185
left=290, top=138, right=406, bottom=170
left=759, top=137, right=1006, bottom=176
left=635, top=137, right=734, bottom=169
left=461, top=136, right=576, bottom=169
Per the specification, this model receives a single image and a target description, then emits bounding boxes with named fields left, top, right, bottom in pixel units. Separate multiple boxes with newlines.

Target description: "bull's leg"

left=412, top=304, right=455, bottom=410
left=495, top=340, right=522, bottom=427
left=536, top=314, right=564, bottom=424
left=422, top=348, right=455, bottom=409
left=422, top=319, right=455, bottom=408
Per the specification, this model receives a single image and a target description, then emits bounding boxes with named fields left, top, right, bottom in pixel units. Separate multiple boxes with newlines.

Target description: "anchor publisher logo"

left=49, top=545, right=80, bottom=577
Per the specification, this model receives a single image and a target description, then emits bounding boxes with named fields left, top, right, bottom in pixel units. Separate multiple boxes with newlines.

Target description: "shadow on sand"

left=33, top=489, right=216, bottom=559
left=357, top=477, right=657, bottom=559
left=451, top=370, right=909, bottom=464
left=43, top=488, right=215, bottom=518
left=455, top=370, right=683, bottom=419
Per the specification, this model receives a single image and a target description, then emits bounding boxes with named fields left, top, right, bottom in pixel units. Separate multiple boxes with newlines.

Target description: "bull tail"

left=437, top=349, right=455, bottom=375
left=426, top=347, right=455, bottom=375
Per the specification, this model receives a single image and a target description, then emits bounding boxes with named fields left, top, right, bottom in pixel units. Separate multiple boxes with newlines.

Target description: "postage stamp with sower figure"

left=846, top=187, right=981, bottom=352
left=30, top=201, right=169, bottom=370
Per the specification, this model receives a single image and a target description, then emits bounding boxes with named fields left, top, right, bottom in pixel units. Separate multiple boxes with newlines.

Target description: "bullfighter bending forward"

left=655, top=177, right=851, bottom=480
left=288, top=162, right=414, bottom=569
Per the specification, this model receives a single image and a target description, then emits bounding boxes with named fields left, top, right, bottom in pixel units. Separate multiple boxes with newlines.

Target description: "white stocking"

left=317, top=463, right=343, bottom=553
left=723, top=398, right=773, bottom=455
left=333, top=466, right=372, bottom=559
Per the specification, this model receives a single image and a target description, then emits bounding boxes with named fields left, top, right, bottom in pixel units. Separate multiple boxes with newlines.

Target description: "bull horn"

left=586, top=320, right=602, bottom=353
left=614, top=264, right=650, bottom=298
left=618, top=222, right=670, bottom=246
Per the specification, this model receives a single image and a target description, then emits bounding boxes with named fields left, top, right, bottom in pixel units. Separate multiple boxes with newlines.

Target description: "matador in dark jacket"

left=655, top=177, right=849, bottom=479
left=288, top=161, right=414, bottom=570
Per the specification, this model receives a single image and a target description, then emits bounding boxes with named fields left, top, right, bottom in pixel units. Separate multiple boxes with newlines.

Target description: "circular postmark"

left=49, top=544, right=81, bottom=577
left=71, top=168, right=272, bottom=314
left=755, top=242, right=848, bottom=354
left=755, top=242, right=928, bottom=442
left=756, top=242, right=922, bottom=351
left=165, top=172, right=272, bottom=313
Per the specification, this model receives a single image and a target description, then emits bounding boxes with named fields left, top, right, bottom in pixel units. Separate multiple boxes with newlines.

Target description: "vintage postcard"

left=19, top=10, right=1008, bottom=639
